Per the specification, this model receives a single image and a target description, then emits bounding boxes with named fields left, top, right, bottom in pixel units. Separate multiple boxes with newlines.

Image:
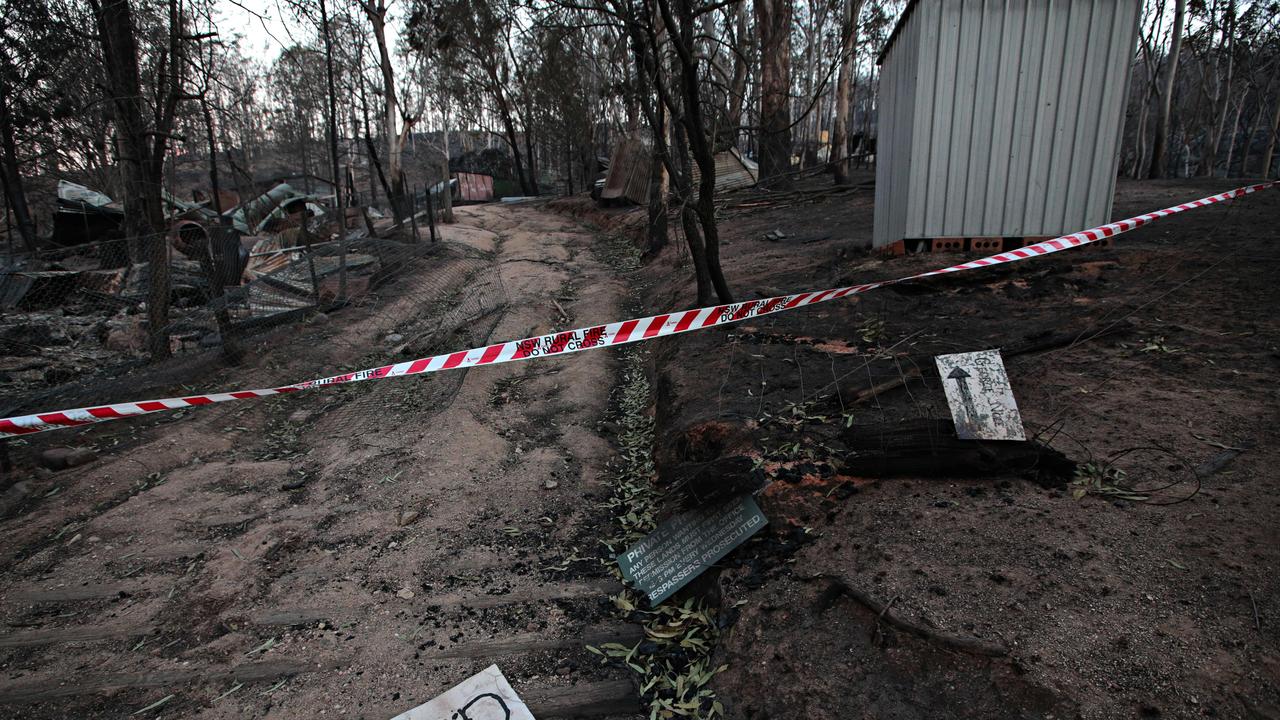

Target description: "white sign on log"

left=934, top=350, right=1025, bottom=441
left=389, top=665, right=535, bottom=720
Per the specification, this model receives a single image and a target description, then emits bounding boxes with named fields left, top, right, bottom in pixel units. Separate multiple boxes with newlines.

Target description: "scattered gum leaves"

left=589, top=349, right=727, bottom=719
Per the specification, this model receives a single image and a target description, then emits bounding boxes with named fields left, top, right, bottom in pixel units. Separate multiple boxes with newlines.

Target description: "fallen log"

left=819, top=319, right=1136, bottom=411
left=674, top=418, right=1073, bottom=506
left=840, top=418, right=1075, bottom=483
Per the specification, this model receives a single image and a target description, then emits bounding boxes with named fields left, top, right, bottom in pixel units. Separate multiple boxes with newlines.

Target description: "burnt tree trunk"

left=523, top=123, right=540, bottom=195
left=201, top=99, right=241, bottom=364
left=755, top=0, right=793, bottom=189
left=830, top=0, right=863, bottom=185
left=364, top=134, right=394, bottom=203
left=724, top=0, right=751, bottom=135
left=1262, top=96, right=1280, bottom=178
left=494, top=84, right=531, bottom=196
left=0, top=81, right=37, bottom=252
left=660, top=0, right=732, bottom=302
left=1198, top=0, right=1236, bottom=178
left=840, top=419, right=1075, bottom=481
left=359, top=74, right=380, bottom=207
left=439, top=123, right=455, bottom=223
left=364, top=0, right=409, bottom=222
left=646, top=109, right=669, bottom=255
left=319, top=0, right=348, bottom=300
left=1148, top=0, right=1186, bottom=179
left=619, top=0, right=670, bottom=255
left=672, top=121, right=714, bottom=305
left=91, top=0, right=178, bottom=360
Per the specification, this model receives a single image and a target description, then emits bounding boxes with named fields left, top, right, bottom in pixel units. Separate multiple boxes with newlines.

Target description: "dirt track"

left=0, top=204, right=644, bottom=718
left=5, top=179, right=1279, bottom=720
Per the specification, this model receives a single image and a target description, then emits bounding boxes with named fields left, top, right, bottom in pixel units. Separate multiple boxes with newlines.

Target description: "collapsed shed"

left=690, top=148, right=759, bottom=193
left=227, top=183, right=324, bottom=235
left=51, top=181, right=123, bottom=247
left=599, top=137, right=759, bottom=206
left=600, top=136, right=652, bottom=205
left=872, top=0, right=1141, bottom=250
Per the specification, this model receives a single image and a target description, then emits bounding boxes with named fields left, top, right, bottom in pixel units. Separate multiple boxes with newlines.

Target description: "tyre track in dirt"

left=0, top=203, right=643, bottom=719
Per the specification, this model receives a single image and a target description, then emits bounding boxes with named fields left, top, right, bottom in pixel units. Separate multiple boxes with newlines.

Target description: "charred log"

left=840, top=418, right=1075, bottom=485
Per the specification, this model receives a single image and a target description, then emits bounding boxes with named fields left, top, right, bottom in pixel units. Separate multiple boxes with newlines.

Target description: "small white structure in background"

left=389, top=665, right=535, bottom=720
left=934, top=350, right=1025, bottom=441
left=873, top=0, right=1141, bottom=250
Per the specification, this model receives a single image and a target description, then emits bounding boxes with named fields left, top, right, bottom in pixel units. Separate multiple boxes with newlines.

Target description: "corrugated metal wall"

left=873, top=2, right=924, bottom=246
left=690, top=148, right=760, bottom=192
left=455, top=172, right=494, bottom=202
left=601, top=137, right=652, bottom=205
left=874, top=0, right=1141, bottom=247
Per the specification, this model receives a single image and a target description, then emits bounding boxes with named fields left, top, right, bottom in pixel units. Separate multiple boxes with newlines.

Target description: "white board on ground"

left=934, top=350, right=1025, bottom=441
left=389, top=664, right=535, bottom=720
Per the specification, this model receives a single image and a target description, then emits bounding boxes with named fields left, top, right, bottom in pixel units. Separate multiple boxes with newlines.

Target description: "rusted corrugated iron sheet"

left=601, top=137, right=651, bottom=205
left=455, top=172, right=494, bottom=202
left=690, top=147, right=758, bottom=193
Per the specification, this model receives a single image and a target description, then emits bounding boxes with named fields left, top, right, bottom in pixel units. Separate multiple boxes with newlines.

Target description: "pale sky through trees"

left=216, top=0, right=411, bottom=64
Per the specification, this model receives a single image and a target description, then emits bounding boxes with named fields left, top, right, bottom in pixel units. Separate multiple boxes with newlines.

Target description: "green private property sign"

left=616, top=494, right=768, bottom=606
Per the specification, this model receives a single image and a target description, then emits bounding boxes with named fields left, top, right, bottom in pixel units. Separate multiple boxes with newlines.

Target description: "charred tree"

left=645, top=104, right=669, bottom=255
left=0, top=0, right=76, bottom=253
left=1263, top=96, right=1280, bottom=178
left=502, top=111, right=531, bottom=195
left=195, top=30, right=242, bottom=365
left=723, top=0, right=751, bottom=135
left=1198, top=0, right=1237, bottom=177
left=439, top=120, right=456, bottom=223
left=830, top=0, right=863, bottom=185
left=1149, top=0, right=1186, bottom=179
left=0, top=81, right=37, bottom=251
left=318, top=0, right=349, bottom=300
left=361, top=0, right=410, bottom=222
left=755, top=0, right=793, bottom=189
left=657, top=0, right=732, bottom=303
left=617, top=0, right=670, bottom=255
left=90, top=0, right=184, bottom=360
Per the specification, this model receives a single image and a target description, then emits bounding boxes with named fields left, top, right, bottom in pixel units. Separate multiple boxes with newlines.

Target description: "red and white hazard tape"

left=2, top=182, right=1272, bottom=439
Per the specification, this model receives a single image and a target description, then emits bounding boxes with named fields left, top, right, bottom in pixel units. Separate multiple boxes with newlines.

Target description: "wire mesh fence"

left=0, top=200, right=507, bottom=454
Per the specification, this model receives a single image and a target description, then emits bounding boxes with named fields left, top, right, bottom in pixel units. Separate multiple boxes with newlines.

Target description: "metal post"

left=409, top=184, right=419, bottom=243
left=308, top=253, right=321, bottom=304
left=3, top=186, right=11, bottom=265
left=338, top=166, right=349, bottom=302
left=426, top=187, right=438, bottom=243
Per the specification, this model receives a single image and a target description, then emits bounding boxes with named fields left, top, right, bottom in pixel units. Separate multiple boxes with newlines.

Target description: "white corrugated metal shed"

left=873, top=0, right=1141, bottom=249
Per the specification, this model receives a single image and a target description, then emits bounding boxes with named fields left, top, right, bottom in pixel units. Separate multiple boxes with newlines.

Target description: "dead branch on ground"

left=801, top=574, right=1009, bottom=658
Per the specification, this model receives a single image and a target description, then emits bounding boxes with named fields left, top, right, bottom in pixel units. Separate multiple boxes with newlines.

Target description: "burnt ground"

left=0, top=205, right=647, bottom=719
left=604, top=174, right=1279, bottom=720
left=2, top=175, right=1276, bottom=720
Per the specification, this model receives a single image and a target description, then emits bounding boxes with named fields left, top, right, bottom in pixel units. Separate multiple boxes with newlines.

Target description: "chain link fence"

left=0, top=191, right=506, bottom=454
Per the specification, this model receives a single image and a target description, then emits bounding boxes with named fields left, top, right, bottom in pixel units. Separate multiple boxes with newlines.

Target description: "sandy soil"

left=0, top=205, right=645, bottom=718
